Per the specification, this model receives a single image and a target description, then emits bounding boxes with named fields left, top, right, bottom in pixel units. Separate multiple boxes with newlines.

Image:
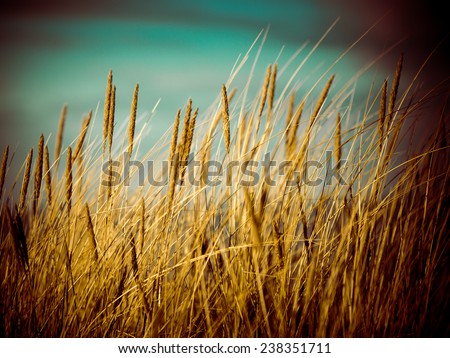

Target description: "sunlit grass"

left=0, top=34, right=448, bottom=337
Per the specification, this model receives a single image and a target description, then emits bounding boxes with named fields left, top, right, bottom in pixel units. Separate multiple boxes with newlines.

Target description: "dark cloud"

left=318, top=0, right=448, bottom=84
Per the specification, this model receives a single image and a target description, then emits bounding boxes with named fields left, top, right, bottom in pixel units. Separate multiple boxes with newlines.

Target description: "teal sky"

left=0, top=0, right=447, bottom=175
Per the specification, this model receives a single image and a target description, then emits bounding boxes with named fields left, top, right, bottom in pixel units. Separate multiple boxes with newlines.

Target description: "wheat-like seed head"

left=128, top=83, right=139, bottom=157
left=292, top=75, right=334, bottom=174
left=18, top=148, right=33, bottom=213
left=386, top=54, right=403, bottom=128
left=169, top=109, right=181, bottom=165
left=177, top=99, right=192, bottom=184
left=43, top=145, right=52, bottom=206
left=205, top=88, right=236, bottom=145
left=378, top=80, right=388, bottom=154
left=199, top=99, right=220, bottom=184
left=73, top=111, right=92, bottom=161
left=309, top=74, right=335, bottom=129
left=108, top=85, right=116, bottom=155
left=33, top=135, right=44, bottom=205
left=266, top=63, right=277, bottom=124
left=221, top=85, right=231, bottom=154
left=285, top=91, right=295, bottom=134
left=179, top=107, right=198, bottom=185
left=256, top=65, right=272, bottom=134
left=103, top=70, right=113, bottom=153
left=287, top=100, right=305, bottom=154
left=184, top=107, right=198, bottom=161
left=55, top=104, right=67, bottom=170
left=258, top=65, right=272, bottom=119
left=177, top=99, right=192, bottom=163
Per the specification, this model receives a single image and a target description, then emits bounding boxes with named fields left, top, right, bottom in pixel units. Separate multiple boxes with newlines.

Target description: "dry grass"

left=54, top=104, right=67, bottom=171
left=103, top=70, right=113, bottom=154
left=221, top=85, right=231, bottom=154
left=73, top=112, right=92, bottom=162
left=32, top=135, right=44, bottom=216
left=18, top=148, right=33, bottom=214
left=43, top=145, right=52, bottom=206
left=0, top=44, right=448, bottom=338
left=128, top=83, right=139, bottom=157
left=108, top=85, right=116, bottom=156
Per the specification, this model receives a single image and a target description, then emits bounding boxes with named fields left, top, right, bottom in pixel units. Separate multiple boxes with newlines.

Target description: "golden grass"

left=169, top=109, right=181, bottom=165
left=221, top=85, right=231, bottom=154
left=32, top=135, right=44, bottom=216
left=127, top=83, right=139, bottom=157
left=0, top=48, right=448, bottom=338
left=378, top=79, right=388, bottom=154
left=73, top=111, right=92, bottom=161
left=286, top=99, right=304, bottom=159
left=386, top=53, right=403, bottom=128
left=108, top=85, right=116, bottom=156
left=54, top=104, right=67, bottom=171
left=266, top=63, right=277, bottom=125
left=178, top=100, right=196, bottom=185
left=103, top=70, right=113, bottom=154
left=18, top=148, right=33, bottom=214
left=43, top=145, right=52, bottom=206
left=256, top=64, right=272, bottom=133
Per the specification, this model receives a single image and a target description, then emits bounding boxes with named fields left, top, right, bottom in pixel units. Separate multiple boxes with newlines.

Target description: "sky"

left=0, top=0, right=448, bottom=176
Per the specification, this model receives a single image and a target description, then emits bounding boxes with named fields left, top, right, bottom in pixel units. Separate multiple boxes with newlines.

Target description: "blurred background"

left=0, top=0, right=448, bottom=175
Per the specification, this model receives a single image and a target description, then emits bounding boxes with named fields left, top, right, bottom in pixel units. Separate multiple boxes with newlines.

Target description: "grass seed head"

left=221, top=85, right=231, bottom=154
left=43, top=145, right=52, bottom=206
left=128, top=83, right=139, bottom=156
left=18, top=148, right=33, bottom=213
left=55, top=104, right=67, bottom=170
left=103, top=70, right=113, bottom=153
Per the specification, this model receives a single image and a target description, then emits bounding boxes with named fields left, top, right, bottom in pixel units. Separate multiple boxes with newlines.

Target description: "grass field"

left=0, top=38, right=449, bottom=337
